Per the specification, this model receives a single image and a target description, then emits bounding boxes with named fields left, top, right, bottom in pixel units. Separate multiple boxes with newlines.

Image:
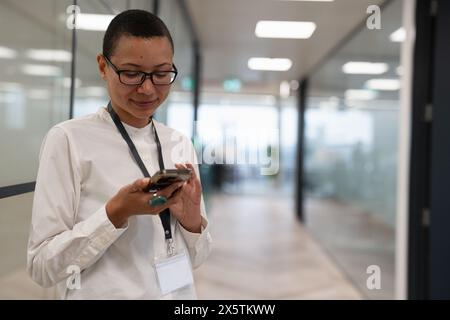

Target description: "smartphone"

left=144, top=169, right=192, bottom=192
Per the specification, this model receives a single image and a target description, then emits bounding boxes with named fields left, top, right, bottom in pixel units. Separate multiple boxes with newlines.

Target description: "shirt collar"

left=99, top=106, right=152, bottom=137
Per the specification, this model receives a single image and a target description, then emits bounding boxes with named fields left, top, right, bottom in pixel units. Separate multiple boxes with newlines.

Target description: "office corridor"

left=193, top=194, right=362, bottom=299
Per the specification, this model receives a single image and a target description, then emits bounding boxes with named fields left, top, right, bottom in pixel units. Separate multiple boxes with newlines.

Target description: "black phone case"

left=144, top=169, right=192, bottom=192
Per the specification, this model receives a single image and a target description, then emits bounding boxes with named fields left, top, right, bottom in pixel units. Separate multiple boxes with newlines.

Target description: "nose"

left=137, top=76, right=156, bottom=95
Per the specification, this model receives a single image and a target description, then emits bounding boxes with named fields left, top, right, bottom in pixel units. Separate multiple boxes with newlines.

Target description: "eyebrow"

left=120, top=62, right=172, bottom=69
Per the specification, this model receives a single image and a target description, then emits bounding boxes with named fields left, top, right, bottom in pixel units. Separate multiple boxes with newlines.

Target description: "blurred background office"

left=1, top=0, right=449, bottom=299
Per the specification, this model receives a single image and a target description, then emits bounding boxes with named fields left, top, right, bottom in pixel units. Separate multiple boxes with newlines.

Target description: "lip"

left=131, top=99, right=158, bottom=108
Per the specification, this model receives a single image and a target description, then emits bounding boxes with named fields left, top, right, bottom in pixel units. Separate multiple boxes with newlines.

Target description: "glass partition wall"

left=0, top=0, right=72, bottom=187
left=304, top=0, right=403, bottom=299
left=0, top=2, right=72, bottom=298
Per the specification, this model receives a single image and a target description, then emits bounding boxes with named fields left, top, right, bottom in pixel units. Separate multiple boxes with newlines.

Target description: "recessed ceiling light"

left=26, top=49, right=72, bottom=62
left=390, top=28, right=406, bottom=42
left=345, top=89, right=378, bottom=101
left=63, top=77, right=82, bottom=88
left=255, top=21, right=316, bottom=39
left=365, top=79, right=401, bottom=91
left=0, top=46, right=17, bottom=59
left=342, top=62, right=389, bottom=75
left=22, top=64, right=62, bottom=76
left=67, top=13, right=115, bottom=31
left=248, top=57, right=292, bottom=71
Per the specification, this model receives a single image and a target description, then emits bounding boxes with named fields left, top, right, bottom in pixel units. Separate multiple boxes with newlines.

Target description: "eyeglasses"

left=103, top=55, right=178, bottom=86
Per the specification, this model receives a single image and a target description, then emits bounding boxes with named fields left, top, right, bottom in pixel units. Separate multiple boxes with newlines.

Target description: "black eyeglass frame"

left=102, top=54, right=178, bottom=86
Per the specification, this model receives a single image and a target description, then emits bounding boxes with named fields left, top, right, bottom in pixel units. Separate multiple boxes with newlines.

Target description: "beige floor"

left=193, top=193, right=362, bottom=299
left=0, top=193, right=362, bottom=299
left=304, top=197, right=395, bottom=299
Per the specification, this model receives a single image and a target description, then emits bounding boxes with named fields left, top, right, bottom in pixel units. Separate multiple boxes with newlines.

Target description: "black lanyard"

left=107, top=102, right=172, bottom=242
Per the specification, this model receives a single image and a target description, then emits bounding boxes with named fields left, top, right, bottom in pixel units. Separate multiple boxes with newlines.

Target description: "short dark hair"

left=103, top=9, right=174, bottom=58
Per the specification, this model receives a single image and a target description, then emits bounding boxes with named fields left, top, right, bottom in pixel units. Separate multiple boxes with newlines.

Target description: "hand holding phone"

left=143, top=169, right=192, bottom=192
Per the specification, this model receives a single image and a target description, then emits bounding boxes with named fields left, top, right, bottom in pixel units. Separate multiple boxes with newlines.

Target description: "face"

left=97, top=35, right=174, bottom=127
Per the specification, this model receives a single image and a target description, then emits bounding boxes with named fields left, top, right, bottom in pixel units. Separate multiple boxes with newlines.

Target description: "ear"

left=97, top=54, right=107, bottom=81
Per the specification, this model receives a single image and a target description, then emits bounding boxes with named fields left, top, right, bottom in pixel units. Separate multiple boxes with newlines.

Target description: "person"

left=27, top=9, right=212, bottom=299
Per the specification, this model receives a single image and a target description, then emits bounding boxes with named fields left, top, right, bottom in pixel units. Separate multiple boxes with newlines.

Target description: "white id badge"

left=154, top=251, right=194, bottom=295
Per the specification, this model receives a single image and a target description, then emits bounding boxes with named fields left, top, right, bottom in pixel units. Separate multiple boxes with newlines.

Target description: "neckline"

left=100, top=106, right=153, bottom=136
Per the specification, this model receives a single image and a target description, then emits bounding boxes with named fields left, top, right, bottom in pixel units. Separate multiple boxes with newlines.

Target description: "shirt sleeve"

left=27, top=126, right=127, bottom=288
left=177, top=136, right=213, bottom=269
left=179, top=201, right=213, bottom=269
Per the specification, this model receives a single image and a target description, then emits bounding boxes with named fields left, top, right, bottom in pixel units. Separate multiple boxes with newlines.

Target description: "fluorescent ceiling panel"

left=22, top=64, right=62, bottom=76
left=255, top=21, right=316, bottom=39
left=248, top=57, right=292, bottom=71
left=26, top=49, right=72, bottom=62
left=68, top=13, right=115, bottom=31
left=0, top=46, right=17, bottom=59
left=342, top=62, right=389, bottom=75
left=345, top=89, right=378, bottom=101
left=365, top=79, right=401, bottom=91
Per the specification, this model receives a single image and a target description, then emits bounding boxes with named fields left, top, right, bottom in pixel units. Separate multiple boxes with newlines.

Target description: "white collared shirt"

left=27, top=107, right=212, bottom=299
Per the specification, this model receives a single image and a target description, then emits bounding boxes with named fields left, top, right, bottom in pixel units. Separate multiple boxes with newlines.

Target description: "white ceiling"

left=0, top=0, right=400, bottom=99
left=186, top=0, right=387, bottom=94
